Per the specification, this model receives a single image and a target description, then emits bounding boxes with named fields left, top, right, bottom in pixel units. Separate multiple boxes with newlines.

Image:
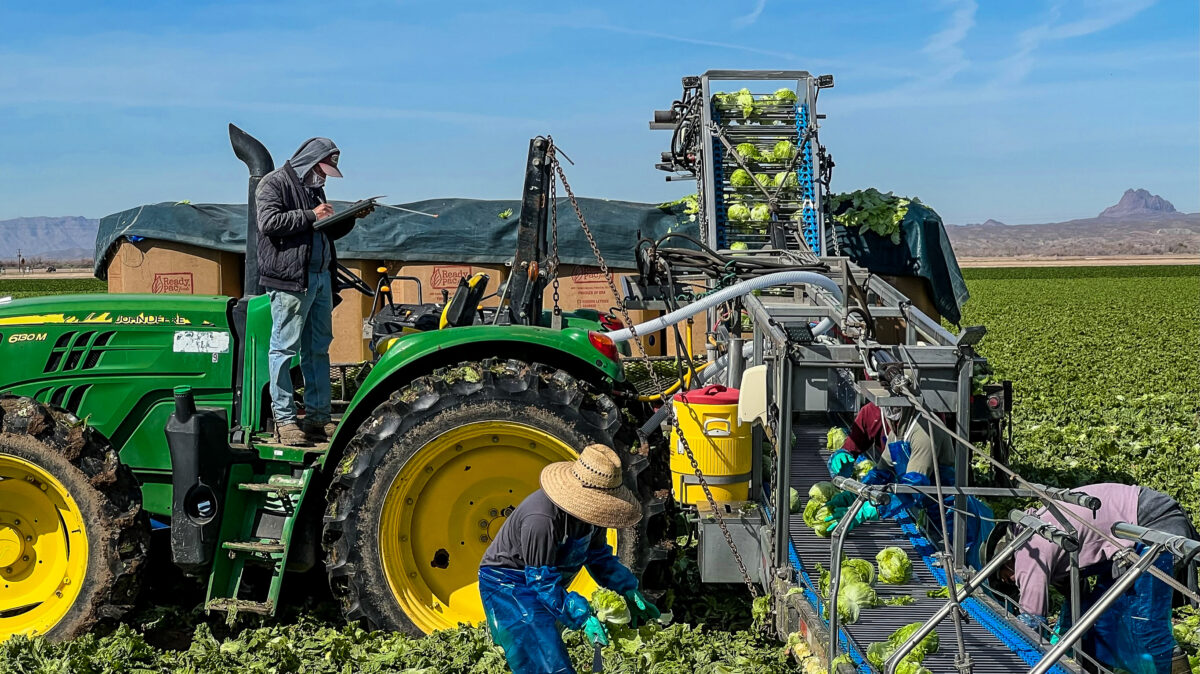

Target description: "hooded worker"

left=256, top=137, right=372, bottom=446
left=823, top=403, right=994, bottom=568
left=982, top=483, right=1197, bottom=674
left=478, top=444, right=659, bottom=674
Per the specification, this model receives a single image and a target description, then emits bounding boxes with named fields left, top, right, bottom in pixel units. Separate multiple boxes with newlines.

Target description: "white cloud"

left=734, top=0, right=768, bottom=28
left=995, top=0, right=1157, bottom=87
left=922, top=0, right=978, bottom=82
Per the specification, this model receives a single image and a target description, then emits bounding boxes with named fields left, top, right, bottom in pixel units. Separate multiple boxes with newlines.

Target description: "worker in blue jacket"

left=824, top=404, right=995, bottom=569
left=478, top=444, right=659, bottom=674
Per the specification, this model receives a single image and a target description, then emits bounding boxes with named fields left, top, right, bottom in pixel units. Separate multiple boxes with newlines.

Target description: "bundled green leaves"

left=803, top=482, right=839, bottom=538
left=865, top=622, right=939, bottom=672
left=815, top=557, right=879, bottom=624
left=877, top=547, right=914, bottom=585
left=827, top=427, right=848, bottom=451
left=827, top=188, right=918, bottom=245
left=592, top=588, right=631, bottom=625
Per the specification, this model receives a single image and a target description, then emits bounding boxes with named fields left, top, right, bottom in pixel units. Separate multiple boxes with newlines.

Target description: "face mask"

left=305, top=170, right=326, bottom=188
left=883, top=407, right=904, bottom=422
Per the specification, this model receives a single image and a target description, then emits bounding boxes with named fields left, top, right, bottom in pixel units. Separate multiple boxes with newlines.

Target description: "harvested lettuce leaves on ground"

left=592, top=587, right=631, bottom=625
left=877, top=546, right=914, bottom=584
left=785, top=631, right=812, bottom=659
left=827, top=427, right=848, bottom=451
left=1174, top=606, right=1200, bottom=652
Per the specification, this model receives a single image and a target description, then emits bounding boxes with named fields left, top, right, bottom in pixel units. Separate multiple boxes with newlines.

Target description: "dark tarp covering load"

left=93, top=198, right=697, bottom=279
left=828, top=202, right=969, bottom=324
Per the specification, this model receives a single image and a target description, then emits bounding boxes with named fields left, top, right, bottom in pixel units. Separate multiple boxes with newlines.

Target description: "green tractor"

left=0, top=127, right=654, bottom=641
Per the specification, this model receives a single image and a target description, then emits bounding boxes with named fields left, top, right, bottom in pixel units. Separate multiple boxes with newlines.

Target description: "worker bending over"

left=478, top=444, right=659, bottom=674
left=824, top=402, right=994, bottom=568
left=983, top=483, right=1197, bottom=674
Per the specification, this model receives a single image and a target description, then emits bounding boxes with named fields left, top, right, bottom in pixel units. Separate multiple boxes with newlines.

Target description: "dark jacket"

left=256, top=138, right=353, bottom=291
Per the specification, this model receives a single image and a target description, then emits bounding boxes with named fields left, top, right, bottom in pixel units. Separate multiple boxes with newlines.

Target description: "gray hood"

left=287, top=137, right=339, bottom=181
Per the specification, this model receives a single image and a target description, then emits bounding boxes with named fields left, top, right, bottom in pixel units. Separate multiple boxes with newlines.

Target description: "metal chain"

left=547, top=147, right=562, bottom=317
left=546, top=143, right=759, bottom=599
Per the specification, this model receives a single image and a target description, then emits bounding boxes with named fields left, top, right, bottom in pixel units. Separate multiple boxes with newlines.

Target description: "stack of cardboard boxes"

left=104, top=239, right=701, bottom=363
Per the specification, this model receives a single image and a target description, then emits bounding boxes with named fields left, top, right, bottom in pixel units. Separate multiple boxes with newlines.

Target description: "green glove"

left=828, top=450, right=855, bottom=477
left=822, top=501, right=879, bottom=534
left=625, top=589, right=661, bottom=626
left=582, top=615, right=609, bottom=647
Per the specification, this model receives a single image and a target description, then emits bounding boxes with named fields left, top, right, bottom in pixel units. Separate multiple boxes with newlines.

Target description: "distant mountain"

left=1099, top=188, right=1176, bottom=219
left=964, top=218, right=1007, bottom=227
left=0, top=216, right=99, bottom=262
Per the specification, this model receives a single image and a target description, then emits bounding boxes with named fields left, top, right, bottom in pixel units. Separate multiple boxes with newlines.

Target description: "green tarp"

left=94, top=197, right=694, bottom=278
left=829, top=202, right=969, bottom=324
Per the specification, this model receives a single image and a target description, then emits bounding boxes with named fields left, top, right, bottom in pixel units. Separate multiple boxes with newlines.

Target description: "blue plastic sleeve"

left=584, top=543, right=639, bottom=594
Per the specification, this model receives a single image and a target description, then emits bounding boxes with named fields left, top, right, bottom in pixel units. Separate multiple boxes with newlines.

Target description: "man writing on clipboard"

left=256, top=137, right=373, bottom=446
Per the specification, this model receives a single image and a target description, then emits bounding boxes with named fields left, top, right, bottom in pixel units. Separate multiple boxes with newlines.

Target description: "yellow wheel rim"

left=378, top=421, right=612, bottom=634
left=0, top=454, right=89, bottom=640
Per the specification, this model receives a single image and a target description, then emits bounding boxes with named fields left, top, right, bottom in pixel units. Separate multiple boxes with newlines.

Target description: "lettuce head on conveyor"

left=802, top=481, right=839, bottom=537
left=877, top=547, right=914, bottom=585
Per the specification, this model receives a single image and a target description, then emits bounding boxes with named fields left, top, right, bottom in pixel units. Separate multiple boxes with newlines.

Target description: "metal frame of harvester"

left=633, top=70, right=1200, bottom=674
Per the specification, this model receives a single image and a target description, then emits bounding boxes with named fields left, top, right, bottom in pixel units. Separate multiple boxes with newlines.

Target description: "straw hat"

left=541, top=444, right=642, bottom=529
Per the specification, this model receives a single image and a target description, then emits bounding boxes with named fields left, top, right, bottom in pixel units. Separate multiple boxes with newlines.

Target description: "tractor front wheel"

left=322, top=359, right=624, bottom=635
left=0, top=396, right=148, bottom=641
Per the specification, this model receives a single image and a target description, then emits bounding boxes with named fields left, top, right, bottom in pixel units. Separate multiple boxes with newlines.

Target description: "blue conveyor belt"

left=786, top=424, right=1074, bottom=674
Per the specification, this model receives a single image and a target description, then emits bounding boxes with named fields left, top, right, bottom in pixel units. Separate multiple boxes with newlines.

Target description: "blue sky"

left=0, top=0, right=1195, bottom=224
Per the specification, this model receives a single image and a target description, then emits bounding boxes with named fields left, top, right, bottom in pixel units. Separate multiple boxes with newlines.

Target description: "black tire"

left=321, top=358, right=623, bottom=635
left=0, top=396, right=149, bottom=641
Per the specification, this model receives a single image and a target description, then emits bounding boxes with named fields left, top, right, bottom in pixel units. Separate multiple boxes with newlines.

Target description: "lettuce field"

left=959, top=265, right=1200, bottom=520
left=0, top=265, right=1198, bottom=672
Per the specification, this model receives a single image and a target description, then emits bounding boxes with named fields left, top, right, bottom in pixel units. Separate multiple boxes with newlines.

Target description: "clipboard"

left=314, top=196, right=386, bottom=231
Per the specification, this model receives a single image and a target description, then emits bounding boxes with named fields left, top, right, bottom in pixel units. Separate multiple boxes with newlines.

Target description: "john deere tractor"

left=0, top=127, right=653, bottom=641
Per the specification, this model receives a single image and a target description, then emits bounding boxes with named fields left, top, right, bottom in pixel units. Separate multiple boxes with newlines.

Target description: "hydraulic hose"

left=607, top=271, right=843, bottom=343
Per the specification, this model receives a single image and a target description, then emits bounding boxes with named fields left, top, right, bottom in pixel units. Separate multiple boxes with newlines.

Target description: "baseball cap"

left=318, top=152, right=342, bottom=178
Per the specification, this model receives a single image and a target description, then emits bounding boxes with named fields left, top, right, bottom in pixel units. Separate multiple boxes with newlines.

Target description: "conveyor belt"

left=786, top=424, right=1070, bottom=674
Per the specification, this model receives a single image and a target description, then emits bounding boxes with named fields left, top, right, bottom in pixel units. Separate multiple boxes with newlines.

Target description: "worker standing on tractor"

left=478, top=444, right=659, bottom=674
left=824, top=402, right=995, bottom=568
left=982, top=483, right=1197, bottom=674
left=255, top=137, right=371, bottom=446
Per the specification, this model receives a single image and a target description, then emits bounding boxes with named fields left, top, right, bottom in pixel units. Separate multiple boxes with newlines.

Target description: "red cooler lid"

left=673, top=384, right=740, bottom=405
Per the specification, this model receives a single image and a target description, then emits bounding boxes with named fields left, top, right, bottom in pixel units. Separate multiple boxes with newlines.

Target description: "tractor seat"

left=439, top=273, right=490, bottom=329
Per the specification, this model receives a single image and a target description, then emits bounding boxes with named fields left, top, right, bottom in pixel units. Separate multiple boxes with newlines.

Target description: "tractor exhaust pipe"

left=228, top=124, right=274, bottom=296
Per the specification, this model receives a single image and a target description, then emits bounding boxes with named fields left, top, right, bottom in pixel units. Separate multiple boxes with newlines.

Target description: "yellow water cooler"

left=669, top=385, right=753, bottom=505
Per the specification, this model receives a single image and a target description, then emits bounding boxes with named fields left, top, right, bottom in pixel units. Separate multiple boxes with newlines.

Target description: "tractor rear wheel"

left=0, top=396, right=148, bottom=641
left=322, top=359, right=626, bottom=635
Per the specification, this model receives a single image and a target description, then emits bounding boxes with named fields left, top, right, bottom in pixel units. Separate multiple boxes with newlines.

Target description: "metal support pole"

left=828, top=498, right=867, bottom=674
left=1040, top=499, right=1083, bottom=653
left=953, top=355, right=971, bottom=566
left=1028, top=544, right=1166, bottom=674
left=773, top=357, right=794, bottom=568
left=728, top=336, right=745, bottom=389
left=885, top=525, right=1040, bottom=673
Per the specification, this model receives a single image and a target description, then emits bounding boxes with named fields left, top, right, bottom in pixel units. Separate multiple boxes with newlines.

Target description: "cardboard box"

left=106, top=239, right=242, bottom=296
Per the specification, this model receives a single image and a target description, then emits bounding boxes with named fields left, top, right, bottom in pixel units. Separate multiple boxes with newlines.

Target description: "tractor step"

left=222, top=539, right=285, bottom=554
left=206, top=598, right=274, bottom=615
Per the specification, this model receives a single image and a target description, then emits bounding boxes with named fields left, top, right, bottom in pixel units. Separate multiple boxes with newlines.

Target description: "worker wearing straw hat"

left=478, top=444, right=660, bottom=674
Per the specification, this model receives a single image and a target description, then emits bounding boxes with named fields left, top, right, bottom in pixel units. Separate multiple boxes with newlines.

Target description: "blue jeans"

left=267, top=270, right=332, bottom=426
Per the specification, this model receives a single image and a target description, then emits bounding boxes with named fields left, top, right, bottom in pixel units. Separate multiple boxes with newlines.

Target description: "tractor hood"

left=0, top=294, right=234, bottom=329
